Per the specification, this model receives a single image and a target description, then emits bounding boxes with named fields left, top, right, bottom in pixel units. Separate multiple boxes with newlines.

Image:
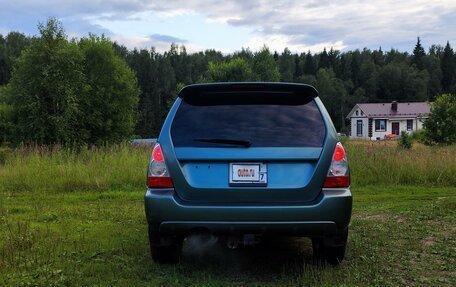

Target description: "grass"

left=0, top=187, right=454, bottom=286
left=346, top=140, right=456, bottom=187
left=0, top=145, right=150, bottom=193
left=0, top=142, right=455, bottom=286
left=1, top=141, right=455, bottom=193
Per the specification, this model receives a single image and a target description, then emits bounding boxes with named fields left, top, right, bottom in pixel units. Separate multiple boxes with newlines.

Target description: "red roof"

left=349, top=102, right=431, bottom=118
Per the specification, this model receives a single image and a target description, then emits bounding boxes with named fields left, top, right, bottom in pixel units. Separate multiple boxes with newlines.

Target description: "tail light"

left=323, top=142, right=350, bottom=188
left=147, top=143, right=174, bottom=188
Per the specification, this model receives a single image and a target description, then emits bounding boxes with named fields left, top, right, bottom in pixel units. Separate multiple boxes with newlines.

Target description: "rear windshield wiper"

left=192, top=138, right=251, bottom=147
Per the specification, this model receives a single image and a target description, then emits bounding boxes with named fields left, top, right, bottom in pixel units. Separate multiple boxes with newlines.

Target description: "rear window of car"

left=170, top=91, right=326, bottom=147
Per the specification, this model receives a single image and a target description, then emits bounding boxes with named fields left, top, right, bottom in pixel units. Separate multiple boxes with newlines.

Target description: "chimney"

left=391, top=101, right=398, bottom=112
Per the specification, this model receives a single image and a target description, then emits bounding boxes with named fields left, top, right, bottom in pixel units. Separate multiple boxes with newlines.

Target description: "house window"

left=375, top=119, right=387, bottom=132
left=407, top=119, right=413, bottom=131
left=356, top=110, right=359, bottom=116
left=356, top=120, right=363, bottom=137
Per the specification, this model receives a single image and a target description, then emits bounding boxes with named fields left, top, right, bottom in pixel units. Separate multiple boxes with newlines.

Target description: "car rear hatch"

left=160, top=83, right=335, bottom=204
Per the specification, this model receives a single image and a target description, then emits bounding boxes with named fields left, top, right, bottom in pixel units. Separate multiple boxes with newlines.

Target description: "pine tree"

left=441, top=41, right=455, bottom=93
left=294, top=54, right=302, bottom=80
left=328, top=48, right=340, bottom=71
left=303, top=51, right=316, bottom=75
left=372, top=47, right=384, bottom=66
left=279, top=48, right=295, bottom=82
left=319, top=48, right=330, bottom=69
left=412, top=37, right=426, bottom=70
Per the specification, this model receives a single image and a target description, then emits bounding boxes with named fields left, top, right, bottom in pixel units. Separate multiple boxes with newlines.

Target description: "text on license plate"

left=229, top=163, right=267, bottom=186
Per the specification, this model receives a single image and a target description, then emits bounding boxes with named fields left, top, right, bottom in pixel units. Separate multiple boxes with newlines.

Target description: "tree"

left=328, top=48, right=340, bottom=71
left=4, top=18, right=456, bottom=144
left=0, top=35, right=6, bottom=85
left=5, top=18, right=140, bottom=145
left=303, top=51, right=317, bottom=75
left=315, top=68, right=348, bottom=131
left=358, top=58, right=378, bottom=101
left=157, top=55, right=177, bottom=123
left=79, top=35, right=140, bottom=144
left=0, top=86, right=13, bottom=143
left=233, top=48, right=253, bottom=63
left=423, top=94, right=456, bottom=145
left=385, top=48, right=409, bottom=64
left=422, top=54, right=442, bottom=100
left=412, top=37, right=426, bottom=70
left=372, top=47, right=384, bottom=66
left=0, top=32, right=31, bottom=85
left=377, top=63, right=402, bottom=101
left=441, top=42, right=455, bottom=93
left=168, top=44, right=193, bottom=84
left=6, top=18, right=86, bottom=145
left=319, top=48, right=330, bottom=69
left=429, top=44, right=443, bottom=57
left=349, top=50, right=362, bottom=86
left=204, top=49, right=224, bottom=64
left=203, top=58, right=254, bottom=82
left=279, top=48, right=295, bottom=82
left=127, top=48, right=160, bottom=138
left=339, top=54, right=352, bottom=81
left=401, top=67, right=429, bottom=102
left=294, top=53, right=302, bottom=80
left=251, top=46, right=280, bottom=81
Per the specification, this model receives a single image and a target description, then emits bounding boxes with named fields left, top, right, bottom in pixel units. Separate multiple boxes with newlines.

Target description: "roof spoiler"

left=178, top=82, right=319, bottom=99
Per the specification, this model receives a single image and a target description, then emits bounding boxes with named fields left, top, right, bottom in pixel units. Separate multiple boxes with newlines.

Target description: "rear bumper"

left=145, top=188, right=352, bottom=237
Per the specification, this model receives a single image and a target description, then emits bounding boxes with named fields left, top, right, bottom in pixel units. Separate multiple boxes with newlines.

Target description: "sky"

left=1, top=0, right=456, bottom=54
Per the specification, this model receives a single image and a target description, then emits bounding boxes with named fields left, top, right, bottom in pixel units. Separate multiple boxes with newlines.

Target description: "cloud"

left=109, top=34, right=203, bottom=53
left=143, top=0, right=456, bottom=51
left=245, top=35, right=347, bottom=54
left=1, top=0, right=456, bottom=52
left=150, top=34, right=187, bottom=43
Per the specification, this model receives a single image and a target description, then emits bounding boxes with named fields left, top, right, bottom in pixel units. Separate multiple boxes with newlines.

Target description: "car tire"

left=312, top=230, right=348, bottom=266
left=148, top=226, right=182, bottom=264
left=150, top=243, right=182, bottom=264
left=322, top=244, right=346, bottom=266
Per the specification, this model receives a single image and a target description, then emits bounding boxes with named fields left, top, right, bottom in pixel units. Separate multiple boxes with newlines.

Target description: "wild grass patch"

left=346, top=141, right=456, bottom=187
left=1, top=142, right=455, bottom=194
left=0, top=144, right=150, bottom=193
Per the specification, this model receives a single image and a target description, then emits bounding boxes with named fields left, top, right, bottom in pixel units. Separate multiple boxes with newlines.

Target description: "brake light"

left=323, top=142, right=350, bottom=188
left=147, top=143, right=174, bottom=188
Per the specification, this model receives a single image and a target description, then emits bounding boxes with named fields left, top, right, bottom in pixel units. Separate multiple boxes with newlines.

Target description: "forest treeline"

left=1, top=19, right=456, bottom=143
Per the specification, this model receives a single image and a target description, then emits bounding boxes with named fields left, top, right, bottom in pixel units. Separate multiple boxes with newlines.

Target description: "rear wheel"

left=148, top=226, right=182, bottom=264
left=312, top=230, right=348, bottom=266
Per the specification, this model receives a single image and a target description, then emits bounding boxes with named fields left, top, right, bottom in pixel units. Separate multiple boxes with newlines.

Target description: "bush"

left=398, top=131, right=413, bottom=149
left=411, top=129, right=426, bottom=143
left=424, top=94, right=456, bottom=145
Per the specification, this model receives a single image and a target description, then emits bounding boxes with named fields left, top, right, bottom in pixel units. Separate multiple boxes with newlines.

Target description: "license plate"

left=229, top=163, right=267, bottom=186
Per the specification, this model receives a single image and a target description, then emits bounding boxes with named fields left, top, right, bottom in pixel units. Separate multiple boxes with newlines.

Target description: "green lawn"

left=1, top=186, right=454, bottom=286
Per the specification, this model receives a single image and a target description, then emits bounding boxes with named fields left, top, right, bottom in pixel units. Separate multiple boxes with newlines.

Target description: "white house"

left=346, top=101, right=431, bottom=140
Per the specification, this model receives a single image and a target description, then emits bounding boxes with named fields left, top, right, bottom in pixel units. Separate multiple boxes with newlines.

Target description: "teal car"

left=145, top=83, right=352, bottom=265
